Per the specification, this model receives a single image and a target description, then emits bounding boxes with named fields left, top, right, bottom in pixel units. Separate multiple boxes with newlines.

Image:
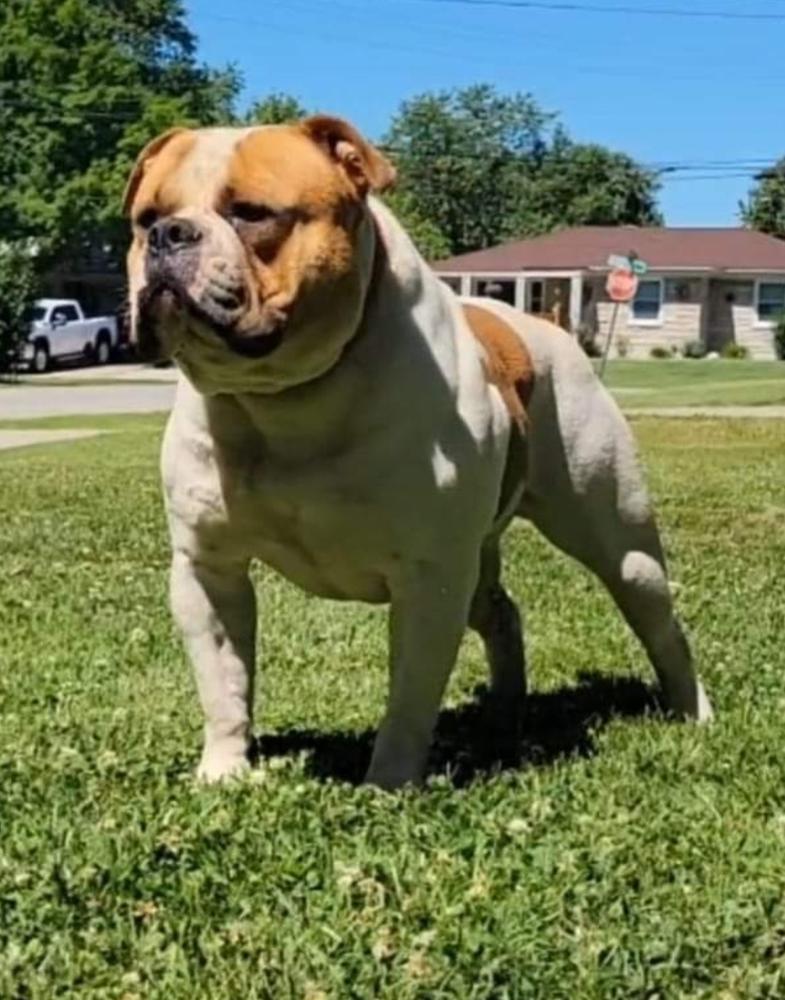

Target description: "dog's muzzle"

left=138, top=217, right=284, bottom=360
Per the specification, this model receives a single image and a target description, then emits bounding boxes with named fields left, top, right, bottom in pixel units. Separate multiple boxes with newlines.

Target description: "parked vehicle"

left=19, top=299, right=120, bottom=373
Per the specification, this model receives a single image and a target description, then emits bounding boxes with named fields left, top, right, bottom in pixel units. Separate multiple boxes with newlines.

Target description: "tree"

left=383, top=190, right=451, bottom=262
left=0, top=0, right=240, bottom=269
left=510, top=135, right=662, bottom=236
left=384, top=84, right=662, bottom=256
left=384, top=84, right=554, bottom=256
left=245, top=92, right=307, bottom=125
left=0, top=241, right=40, bottom=369
left=741, top=160, right=785, bottom=238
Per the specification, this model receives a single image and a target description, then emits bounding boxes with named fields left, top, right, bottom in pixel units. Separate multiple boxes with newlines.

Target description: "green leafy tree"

left=741, top=160, right=785, bottom=238
left=384, top=84, right=553, bottom=256
left=384, top=84, right=662, bottom=256
left=0, top=241, right=40, bottom=369
left=383, top=190, right=450, bottom=261
left=245, top=92, right=307, bottom=125
left=510, top=134, right=662, bottom=236
left=0, top=0, right=240, bottom=268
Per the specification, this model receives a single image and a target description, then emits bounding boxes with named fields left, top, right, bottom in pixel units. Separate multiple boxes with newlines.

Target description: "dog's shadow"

left=255, top=671, right=658, bottom=788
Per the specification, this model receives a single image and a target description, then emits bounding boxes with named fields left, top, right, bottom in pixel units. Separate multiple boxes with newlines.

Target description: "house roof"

left=432, top=226, right=785, bottom=274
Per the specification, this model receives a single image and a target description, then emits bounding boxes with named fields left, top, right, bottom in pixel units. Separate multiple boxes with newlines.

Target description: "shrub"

left=0, top=240, right=40, bottom=371
left=774, top=315, right=785, bottom=360
left=721, top=342, right=749, bottom=360
left=616, top=335, right=629, bottom=359
left=683, top=339, right=707, bottom=360
left=650, top=345, right=672, bottom=359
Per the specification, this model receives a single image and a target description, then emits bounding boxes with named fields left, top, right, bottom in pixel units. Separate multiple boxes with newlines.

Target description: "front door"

left=706, top=281, right=752, bottom=353
left=527, top=278, right=571, bottom=329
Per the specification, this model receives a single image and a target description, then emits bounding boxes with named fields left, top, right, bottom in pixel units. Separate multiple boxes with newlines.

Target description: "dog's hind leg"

left=469, top=539, right=527, bottom=701
left=520, top=380, right=712, bottom=723
left=524, top=487, right=711, bottom=721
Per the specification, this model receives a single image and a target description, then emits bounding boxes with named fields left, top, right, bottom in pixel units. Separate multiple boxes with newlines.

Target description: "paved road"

left=2, top=378, right=784, bottom=424
left=27, top=362, right=177, bottom=384
left=0, top=383, right=176, bottom=420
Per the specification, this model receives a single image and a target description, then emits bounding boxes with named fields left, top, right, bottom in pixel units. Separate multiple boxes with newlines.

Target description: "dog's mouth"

left=138, top=277, right=285, bottom=361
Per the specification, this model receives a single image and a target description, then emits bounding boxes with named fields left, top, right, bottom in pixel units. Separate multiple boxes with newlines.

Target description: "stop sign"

left=606, top=268, right=639, bottom=303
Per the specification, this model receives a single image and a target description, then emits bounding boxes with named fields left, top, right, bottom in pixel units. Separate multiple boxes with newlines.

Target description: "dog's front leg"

left=170, top=550, right=256, bottom=782
left=365, top=558, right=479, bottom=790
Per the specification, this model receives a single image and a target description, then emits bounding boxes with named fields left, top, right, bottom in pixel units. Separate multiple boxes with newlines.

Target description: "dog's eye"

left=231, top=201, right=277, bottom=224
left=135, top=207, right=159, bottom=230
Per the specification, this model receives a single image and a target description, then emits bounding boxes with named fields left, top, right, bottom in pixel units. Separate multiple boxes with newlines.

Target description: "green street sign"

left=631, top=259, right=649, bottom=276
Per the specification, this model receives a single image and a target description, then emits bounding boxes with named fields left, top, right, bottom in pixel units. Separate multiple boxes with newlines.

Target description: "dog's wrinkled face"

left=124, top=117, right=395, bottom=393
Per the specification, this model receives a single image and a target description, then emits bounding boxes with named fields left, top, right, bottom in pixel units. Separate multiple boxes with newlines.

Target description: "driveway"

left=0, top=383, right=176, bottom=420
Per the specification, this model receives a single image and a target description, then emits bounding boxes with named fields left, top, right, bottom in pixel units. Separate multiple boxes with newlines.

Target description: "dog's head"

left=124, top=117, right=395, bottom=393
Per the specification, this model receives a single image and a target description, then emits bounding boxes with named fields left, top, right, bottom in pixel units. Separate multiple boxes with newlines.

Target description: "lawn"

left=602, top=359, right=785, bottom=409
left=1, top=416, right=784, bottom=999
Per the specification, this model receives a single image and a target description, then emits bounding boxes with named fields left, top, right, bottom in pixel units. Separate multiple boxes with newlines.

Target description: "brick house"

left=433, top=227, right=785, bottom=359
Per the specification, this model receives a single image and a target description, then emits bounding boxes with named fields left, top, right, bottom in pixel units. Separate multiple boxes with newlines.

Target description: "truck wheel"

left=32, top=342, right=50, bottom=374
left=95, top=334, right=111, bottom=366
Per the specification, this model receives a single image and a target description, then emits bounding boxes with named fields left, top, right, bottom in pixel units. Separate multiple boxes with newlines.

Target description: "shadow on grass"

left=255, top=672, right=658, bottom=788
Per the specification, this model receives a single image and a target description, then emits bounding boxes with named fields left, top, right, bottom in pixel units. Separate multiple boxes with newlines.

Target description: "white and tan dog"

left=124, top=116, right=712, bottom=789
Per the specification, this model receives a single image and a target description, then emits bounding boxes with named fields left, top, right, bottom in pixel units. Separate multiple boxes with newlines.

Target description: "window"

left=477, top=279, right=515, bottom=305
left=756, top=282, right=785, bottom=323
left=529, top=280, right=544, bottom=314
left=631, top=280, right=663, bottom=323
left=52, top=305, right=78, bottom=324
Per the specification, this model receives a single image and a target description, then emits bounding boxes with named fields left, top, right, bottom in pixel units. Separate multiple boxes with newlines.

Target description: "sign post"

left=598, top=252, right=647, bottom=380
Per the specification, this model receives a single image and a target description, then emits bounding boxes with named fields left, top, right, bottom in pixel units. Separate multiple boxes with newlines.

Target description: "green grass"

left=2, top=419, right=785, bottom=998
left=603, top=359, right=785, bottom=408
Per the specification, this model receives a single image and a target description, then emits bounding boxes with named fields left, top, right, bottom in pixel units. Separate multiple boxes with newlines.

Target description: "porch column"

left=699, top=277, right=710, bottom=345
left=459, top=275, right=472, bottom=297
left=514, top=275, right=527, bottom=311
left=569, top=273, right=584, bottom=334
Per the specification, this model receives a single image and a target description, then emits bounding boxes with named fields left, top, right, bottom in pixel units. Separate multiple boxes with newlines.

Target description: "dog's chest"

left=169, top=428, right=397, bottom=602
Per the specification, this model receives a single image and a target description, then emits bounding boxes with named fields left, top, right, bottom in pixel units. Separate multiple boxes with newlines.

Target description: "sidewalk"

left=626, top=405, right=785, bottom=419
left=0, top=429, right=103, bottom=451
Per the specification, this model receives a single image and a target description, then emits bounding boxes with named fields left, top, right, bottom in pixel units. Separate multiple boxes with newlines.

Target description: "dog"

left=124, top=116, right=712, bottom=789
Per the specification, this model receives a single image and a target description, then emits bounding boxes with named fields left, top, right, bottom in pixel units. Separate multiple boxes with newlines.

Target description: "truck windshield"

left=29, top=307, right=47, bottom=322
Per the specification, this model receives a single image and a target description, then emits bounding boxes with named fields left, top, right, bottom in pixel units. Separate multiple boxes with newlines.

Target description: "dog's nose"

left=148, top=217, right=202, bottom=257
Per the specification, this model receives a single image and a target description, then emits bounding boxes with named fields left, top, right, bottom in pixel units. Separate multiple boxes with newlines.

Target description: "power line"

left=409, top=0, right=785, bottom=21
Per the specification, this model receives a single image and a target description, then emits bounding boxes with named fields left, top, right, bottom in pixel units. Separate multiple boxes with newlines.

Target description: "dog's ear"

left=300, top=115, right=396, bottom=196
left=122, top=128, right=188, bottom=215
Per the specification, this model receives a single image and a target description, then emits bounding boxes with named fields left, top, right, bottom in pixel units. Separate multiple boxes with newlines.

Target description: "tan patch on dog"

left=463, top=303, right=535, bottom=430
left=125, top=130, right=198, bottom=220
left=227, top=126, right=350, bottom=216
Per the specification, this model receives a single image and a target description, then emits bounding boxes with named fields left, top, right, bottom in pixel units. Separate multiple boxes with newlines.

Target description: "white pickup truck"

left=21, top=299, right=120, bottom=373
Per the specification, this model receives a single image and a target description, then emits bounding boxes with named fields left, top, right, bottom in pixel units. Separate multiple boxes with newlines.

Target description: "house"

left=433, top=227, right=785, bottom=359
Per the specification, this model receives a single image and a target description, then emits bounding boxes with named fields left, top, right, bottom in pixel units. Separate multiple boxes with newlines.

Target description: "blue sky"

left=185, top=0, right=784, bottom=227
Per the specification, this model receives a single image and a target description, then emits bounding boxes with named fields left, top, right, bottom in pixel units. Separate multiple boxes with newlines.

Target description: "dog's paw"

left=363, top=760, right=424, bottom=792
left=663, top=679, right=714, bottom=724
left=196, top=749, right=251, bottom=784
